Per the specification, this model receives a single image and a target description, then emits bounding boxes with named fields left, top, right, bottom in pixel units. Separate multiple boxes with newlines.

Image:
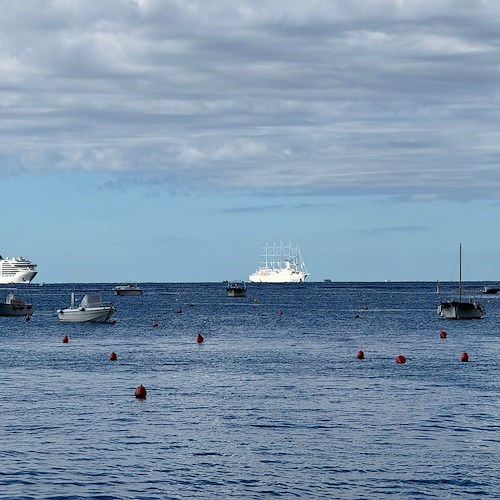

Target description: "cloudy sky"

left=2, top=0, right=500, bottom=283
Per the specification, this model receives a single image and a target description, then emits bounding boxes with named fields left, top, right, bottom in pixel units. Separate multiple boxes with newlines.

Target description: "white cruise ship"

left=0, top=255, right=37, bottom=284
left=249, top=242, right=309, bottom=283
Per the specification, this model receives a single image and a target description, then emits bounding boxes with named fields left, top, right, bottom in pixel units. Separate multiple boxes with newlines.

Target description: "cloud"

left=2, top=1, right=500, bottom=199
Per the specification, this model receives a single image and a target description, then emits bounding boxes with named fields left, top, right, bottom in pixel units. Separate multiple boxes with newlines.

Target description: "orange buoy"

left=152, top=321, right=159, bottom=327
left=135, top=384, right=147, bottom=399
left=357, top=350, right=364, bottom=360
left=62, top=335, right=69, bottom=343
left=461, top=352, right=469, bottom=362
left=196, top=332, right=204, bottom=344
left=109, top=351, right=117, bottom=361
left=439, top=330, right=447, bottom=339
left=395, top=355, right=406, bottom=364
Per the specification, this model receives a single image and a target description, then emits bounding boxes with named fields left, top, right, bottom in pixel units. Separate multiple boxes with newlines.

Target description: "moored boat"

left=0, top=290, right=34, bottom=317
left=57, top=292, right=116, bottom=323
left=249, top=241, right=308, bottom=283
left=480, top=286, right=500, bottom=294
left=226, top=280, right=247, bottom=297
left=438, top=244, right=484, bottom=320
left=114, top=282, right=143, bottom=296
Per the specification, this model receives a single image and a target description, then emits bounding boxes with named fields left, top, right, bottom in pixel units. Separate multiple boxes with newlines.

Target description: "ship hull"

left=0, top=270, right=37, bottom=284
left=438, top=302, right=484, bottom=320
left=249, top=270, right=307, bottom=283
left=57, top=306, right=115, bottom=323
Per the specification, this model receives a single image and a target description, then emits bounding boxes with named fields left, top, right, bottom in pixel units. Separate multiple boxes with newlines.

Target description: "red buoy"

left=152, top=321, right=159, bottom=327
left=109, top=351, right=117, bottom=361
left=62, top=335, right=69, bottom=343
left=357, top=350, right=365, bottom=360
left=461, top=352, right=469, bottom=362
left=196, top=332, right=204, bottom=344
left=135, top=384, right=147, bottom=399
left=439, top=330, right=447, bottom=339
left=396, top=355, right=406, bottom=364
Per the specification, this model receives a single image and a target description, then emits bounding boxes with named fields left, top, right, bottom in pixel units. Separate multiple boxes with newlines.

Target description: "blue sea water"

left=0, top=282, right=498, bottom=499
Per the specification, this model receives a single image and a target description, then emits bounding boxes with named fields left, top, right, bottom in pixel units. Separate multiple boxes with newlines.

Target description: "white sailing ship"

left=249, top=241, right=309, bottom=283
left=0, top=255, right=37, bottom=284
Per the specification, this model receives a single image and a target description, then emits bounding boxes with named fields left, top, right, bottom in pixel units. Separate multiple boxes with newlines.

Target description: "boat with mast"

left=437, top=244, right=484, bottom=320
left=249, top=241, right=309, bottom=283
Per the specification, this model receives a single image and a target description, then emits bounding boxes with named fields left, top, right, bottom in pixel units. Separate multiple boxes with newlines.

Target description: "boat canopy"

left=80, top=293, right=103, bottom=308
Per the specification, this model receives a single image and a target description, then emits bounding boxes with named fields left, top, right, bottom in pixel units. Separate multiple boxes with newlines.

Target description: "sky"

left=2, top=0, right=500, bottom=283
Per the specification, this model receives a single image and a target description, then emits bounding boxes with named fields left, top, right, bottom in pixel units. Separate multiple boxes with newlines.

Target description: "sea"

left=0, top=281, right=498, bottom=499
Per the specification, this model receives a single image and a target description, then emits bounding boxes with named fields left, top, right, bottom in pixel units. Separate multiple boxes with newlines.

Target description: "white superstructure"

left=0, top=255, right=37, bottom=284
left=249, top=241, right=309, bottom=283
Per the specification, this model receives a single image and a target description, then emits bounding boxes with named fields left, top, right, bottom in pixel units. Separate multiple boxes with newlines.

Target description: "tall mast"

left=459, top=243, right=462, bottom=302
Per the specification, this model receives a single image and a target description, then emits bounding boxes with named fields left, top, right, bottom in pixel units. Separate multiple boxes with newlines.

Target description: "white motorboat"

left=57, top=292, right=116, bottom=323
left=0, top=255, right=37, bottom=284
left=0, top=290, right=34, bottom=317
left=437, top=244, right=484, bottom=320
left=226, top=280, right=247, bottom=297
left=114, top=282, right=143, bottom=296
left=249, top=241, right=309, bottom=283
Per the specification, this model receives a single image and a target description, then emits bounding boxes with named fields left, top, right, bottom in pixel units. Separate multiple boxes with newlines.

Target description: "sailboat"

left=437, top=244, right=484, bottom=320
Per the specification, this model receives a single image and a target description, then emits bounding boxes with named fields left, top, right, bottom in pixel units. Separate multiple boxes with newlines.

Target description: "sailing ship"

left=249, top=241, right=309, bottom=283
left=437, top=244, right=484, bottom=320
left=0, top=255, right=37, bottom=284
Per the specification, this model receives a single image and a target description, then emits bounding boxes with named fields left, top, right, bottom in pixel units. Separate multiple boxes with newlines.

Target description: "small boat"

left=437, top=244, right=484, bottom=320
left=57, top=292, right=116, bottom=323
left=435, top=280, right=440, bottom=294
left=480, top=286, right=500, bottom=294
left=0, top=290, right=34, bottom=317
left=114, top=282, right=143, bottom=296
left=226, top=280, right=247, bottom=297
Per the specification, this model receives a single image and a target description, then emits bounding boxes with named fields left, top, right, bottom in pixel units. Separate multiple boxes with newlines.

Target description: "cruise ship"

left=0, top=255, right=37, bottom=284
left=249, top=241, right=309, bottom=283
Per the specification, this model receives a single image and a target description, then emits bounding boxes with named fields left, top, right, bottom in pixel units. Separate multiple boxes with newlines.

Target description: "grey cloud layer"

left=1, top=0, right=500, bottom=198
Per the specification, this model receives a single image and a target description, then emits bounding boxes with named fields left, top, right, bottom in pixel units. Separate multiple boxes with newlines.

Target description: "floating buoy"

left=196, top=332, right=204, bottom=344
left=135, top=384, right=147, bottom=399
left=354, top=314, right=360, bottom=318
left=152, top=321, right=159, bottom=327
left=357, top=350, right=364, bottom=360
left=395, top=355, right=406, bottom=364
left=278, top=309, right=284, bottom=315
left=439, top=330, right=447, bottom=338
left=109, top=351, right=117, bottom=361
left=363, top=305, right=369, bottom=310
left=25, top=314, right=31, bottom=321
left=62, top=335, right=69, bottom=343
left=461, top=352, right=469, bottom=362
left=176, top=308, right=183, bottom=314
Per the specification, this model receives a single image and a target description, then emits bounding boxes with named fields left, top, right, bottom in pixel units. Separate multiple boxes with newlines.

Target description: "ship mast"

left=459, top=243, right=462, bottom=303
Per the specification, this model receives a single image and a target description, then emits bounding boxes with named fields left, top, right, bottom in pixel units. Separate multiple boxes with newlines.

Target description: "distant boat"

left=435, top=280, right=440, bottom=294
left=437, top=244, right=484, bottom=320
left=114, top=282, right=143, bottom=296
left=249, top=241, right=308, bottom=283
left=57, top=292, right=116, bottom=323
left=226, top=280, right=247, bottom=297
left=0, top=290, right=34, bottom=317
left=480, top=286, right=500, bottom=295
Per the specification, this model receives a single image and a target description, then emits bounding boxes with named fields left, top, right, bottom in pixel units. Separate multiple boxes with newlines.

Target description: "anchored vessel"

left=437, top=244, right=484, bottom=320
left=57, top=292, right=116, bottom=323
left=0, top=255, right=37, bottom=284
left=0, top=290, right=34, bottom=317
left=226, top=280, right=247, bottom=297
left=114, top=282, right=143, bottom=296
left=249, top=242, right=309, bottom=283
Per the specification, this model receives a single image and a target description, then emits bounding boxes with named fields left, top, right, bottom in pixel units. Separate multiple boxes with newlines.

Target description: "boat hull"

left=0, top=270, right=37, bottom=284
left=0, top=303, right=35, bottom=317
left=249, top=269, right=307, bottom=283
left=227, top=288, right=247, bottom=297
left=114, top=289, right=142, bottom=296
left=57, top=306, right=115, bottom=323
left=438, top=302, right=484, bottom=320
